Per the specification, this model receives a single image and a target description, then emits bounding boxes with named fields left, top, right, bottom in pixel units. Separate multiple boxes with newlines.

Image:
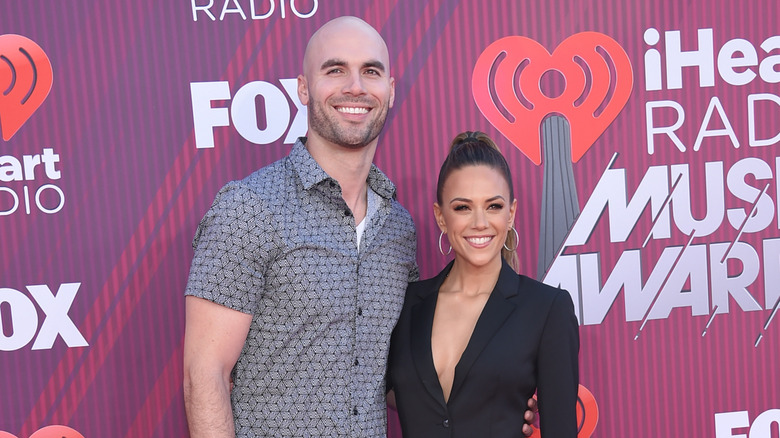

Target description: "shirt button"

left=442, top=419, right=449, bottom=428
left=354, top=358, right=359, bottom=366
left=344, top=210, right=352, bottom=217
left=357, top=308, right=363, bottom=316
left=353, top=408, right=358, bottom=416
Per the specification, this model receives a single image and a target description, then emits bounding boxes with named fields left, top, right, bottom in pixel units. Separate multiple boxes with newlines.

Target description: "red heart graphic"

left=29, top=425, right=84, bottom=438
left=0, top=34, right=54, bottom=141
left=472, top=32, right=633, bottom=164
left=575, top=384, right=599, bottom=437
left=529, top=384, right=599, bottom=438
left=0, top=425, right=83, bottom=438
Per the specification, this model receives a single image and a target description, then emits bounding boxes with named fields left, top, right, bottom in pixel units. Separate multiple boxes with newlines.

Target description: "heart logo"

left=529, top=384, right=599, bottom=437
left=0, top=34, right=54, bottom=141
left=472, top=32, right=633, bottom=164
left=29, top=426, right=84, bottom=438
left=0, top=425, right=83, bottom=438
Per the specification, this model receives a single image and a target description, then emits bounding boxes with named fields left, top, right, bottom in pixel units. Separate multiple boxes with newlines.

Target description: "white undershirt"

left=356, top=187, right=379, bottom=250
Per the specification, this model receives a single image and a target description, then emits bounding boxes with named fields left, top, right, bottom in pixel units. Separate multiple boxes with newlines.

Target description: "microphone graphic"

left=473, top=33, right=633, bottom=279
left=0, top=34, right=53, bottom=141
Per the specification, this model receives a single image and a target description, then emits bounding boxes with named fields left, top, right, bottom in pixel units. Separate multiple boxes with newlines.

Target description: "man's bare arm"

left=183, top=296, right=252, bottom=438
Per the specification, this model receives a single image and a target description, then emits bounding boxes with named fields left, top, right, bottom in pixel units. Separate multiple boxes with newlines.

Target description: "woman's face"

left=434, top=165, right=517, bottom=271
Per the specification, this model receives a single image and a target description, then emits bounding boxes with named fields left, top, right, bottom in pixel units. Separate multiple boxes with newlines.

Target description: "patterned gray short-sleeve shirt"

left=185, top=138, right=418, bottom=437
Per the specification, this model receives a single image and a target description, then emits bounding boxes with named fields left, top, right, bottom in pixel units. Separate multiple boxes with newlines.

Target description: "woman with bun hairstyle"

left=388, top=131, right=579, bottom=437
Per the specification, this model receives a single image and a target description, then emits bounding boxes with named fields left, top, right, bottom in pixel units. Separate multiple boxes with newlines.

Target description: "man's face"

left=298, top=20, right=395, bottom=150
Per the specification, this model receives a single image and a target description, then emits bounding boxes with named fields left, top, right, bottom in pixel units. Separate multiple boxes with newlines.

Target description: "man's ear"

left=388, top=76, right=395, bottom=109
left=297, top=74, right=309, bottom=105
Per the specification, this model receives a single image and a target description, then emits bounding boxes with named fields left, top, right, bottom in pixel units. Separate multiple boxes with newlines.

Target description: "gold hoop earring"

left=438, top=231, right=452, bottom=255
left=503, top=227, right=519, bottom=251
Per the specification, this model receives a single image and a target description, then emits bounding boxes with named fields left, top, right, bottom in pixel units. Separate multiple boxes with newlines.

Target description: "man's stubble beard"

left=307, top=99, right=390, bottom=150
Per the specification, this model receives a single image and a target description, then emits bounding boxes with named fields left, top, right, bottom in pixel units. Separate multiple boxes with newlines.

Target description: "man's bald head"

left=302, top=16, right=390, bottom=76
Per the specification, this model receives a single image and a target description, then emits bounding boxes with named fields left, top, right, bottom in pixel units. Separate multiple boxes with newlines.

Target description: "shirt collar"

left=290, top=137, right=397, bottom=200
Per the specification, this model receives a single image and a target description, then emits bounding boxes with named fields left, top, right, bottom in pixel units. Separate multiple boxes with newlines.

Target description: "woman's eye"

left=489, top=203, right=504, bottom=210
left=454, top=205, right=469, bottom=211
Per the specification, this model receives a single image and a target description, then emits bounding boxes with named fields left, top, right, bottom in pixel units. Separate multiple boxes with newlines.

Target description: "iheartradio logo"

left=472, top=33, right=634, bottom=278
left=0, top=34, right=53, bottom=141
left=472, top=32, right=633, bottom=165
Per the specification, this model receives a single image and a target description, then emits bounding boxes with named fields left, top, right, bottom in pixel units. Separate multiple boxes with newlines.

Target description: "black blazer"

left=388, top=260, right=579, bottom=437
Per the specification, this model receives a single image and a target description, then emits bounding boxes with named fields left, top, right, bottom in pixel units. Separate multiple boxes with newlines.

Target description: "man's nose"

left=343, top=72, right=366, bottom=95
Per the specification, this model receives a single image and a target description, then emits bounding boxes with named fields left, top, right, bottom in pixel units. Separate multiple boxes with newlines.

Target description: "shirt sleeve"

left=407, top=262, right=420, bottom=283
left=184, top=181, right=272, bottom=315
left=536, top=288, right=580, bottom=437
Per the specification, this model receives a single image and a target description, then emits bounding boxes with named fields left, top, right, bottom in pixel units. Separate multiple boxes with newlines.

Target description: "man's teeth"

left=338, top=107, right=368, bottom=114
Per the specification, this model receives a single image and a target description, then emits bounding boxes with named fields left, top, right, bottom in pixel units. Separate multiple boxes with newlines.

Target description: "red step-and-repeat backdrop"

left=1, top=1, right=778, bottom=437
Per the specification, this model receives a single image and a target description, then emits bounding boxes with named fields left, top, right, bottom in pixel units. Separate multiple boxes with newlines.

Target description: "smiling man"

left=182, top=16, right=418, bottom=438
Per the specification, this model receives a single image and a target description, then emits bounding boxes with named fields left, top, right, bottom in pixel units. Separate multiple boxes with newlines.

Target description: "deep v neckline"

left=409, top=260, right=519, bottom=409
left=430, top=288, right=492, bottom=403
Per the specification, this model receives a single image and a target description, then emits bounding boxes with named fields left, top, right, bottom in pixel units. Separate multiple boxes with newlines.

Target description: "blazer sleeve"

left=536, top=289, right=580, bottom=437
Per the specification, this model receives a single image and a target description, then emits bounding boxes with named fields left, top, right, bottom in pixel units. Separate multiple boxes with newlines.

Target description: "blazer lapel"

left=409, top=263, right=452, bottom=409
left=449, top=261, right=519, bottom=400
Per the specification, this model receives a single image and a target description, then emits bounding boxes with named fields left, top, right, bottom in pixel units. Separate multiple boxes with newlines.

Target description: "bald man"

left=183, top=16, right=536, bottom=437
left=183, top=16, right=417, bottom=437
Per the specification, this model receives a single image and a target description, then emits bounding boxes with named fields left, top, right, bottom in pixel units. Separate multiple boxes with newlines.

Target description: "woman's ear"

left=509, top=198, right=518, bottom=225
left=433, top=203, right=447, bottom=233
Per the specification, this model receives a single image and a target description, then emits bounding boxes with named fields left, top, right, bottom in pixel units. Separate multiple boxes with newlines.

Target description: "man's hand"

left=521, top=397, right=538, bottom=437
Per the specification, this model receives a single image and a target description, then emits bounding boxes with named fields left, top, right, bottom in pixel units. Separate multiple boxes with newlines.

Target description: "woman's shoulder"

left=404, top=275, right=439, bottom=300
left=403, top=263, right=452, bottom=304
left=515, top=274, right=575, bottom=308
left=408, top=274, right=441, bottom=288
left=517, top=274, right=565, bottom=293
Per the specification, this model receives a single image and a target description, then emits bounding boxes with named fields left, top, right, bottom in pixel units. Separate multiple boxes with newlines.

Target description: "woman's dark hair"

left=436, top=131, right=518, bottom=271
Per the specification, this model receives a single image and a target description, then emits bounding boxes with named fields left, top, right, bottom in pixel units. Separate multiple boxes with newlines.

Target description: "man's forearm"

left=184, top=373, right=236, bottom=438
left=182, top=296, right=252, bottom=437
